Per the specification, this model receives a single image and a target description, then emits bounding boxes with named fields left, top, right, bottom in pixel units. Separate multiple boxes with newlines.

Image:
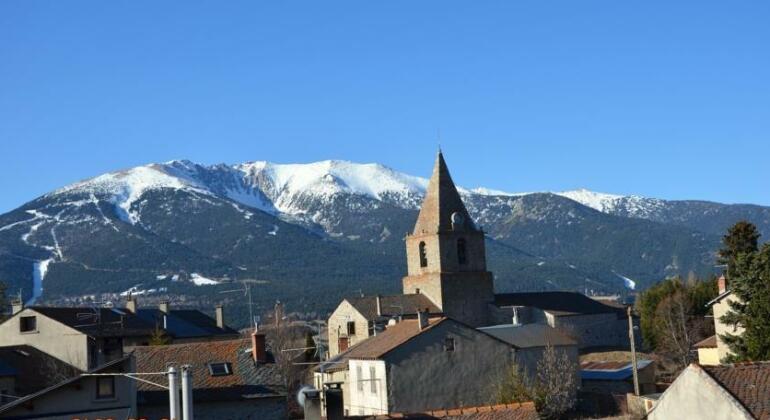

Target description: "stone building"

left=327, top=151, right=636, bottom=357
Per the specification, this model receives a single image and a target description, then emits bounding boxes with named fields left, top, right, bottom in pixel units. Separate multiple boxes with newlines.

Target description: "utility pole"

left=181, top=365, right=193, bottom=420
left=167, top=366, right=180, bottom=420
left=627, top=306, right=640, bottom=396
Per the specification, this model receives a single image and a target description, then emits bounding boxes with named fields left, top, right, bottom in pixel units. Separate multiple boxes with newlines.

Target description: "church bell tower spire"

left=402, top=151, right=494, bottom=327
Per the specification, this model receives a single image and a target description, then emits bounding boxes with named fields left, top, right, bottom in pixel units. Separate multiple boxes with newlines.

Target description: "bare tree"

left=496, top=345, right=577, bottom=419
left=536, top=345, right=577, bottom=419
left=654, top=290, right=712, bottom=371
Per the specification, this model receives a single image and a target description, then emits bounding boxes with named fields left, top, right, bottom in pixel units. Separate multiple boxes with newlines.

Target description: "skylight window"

left=208, top=362, right=232, bottom=376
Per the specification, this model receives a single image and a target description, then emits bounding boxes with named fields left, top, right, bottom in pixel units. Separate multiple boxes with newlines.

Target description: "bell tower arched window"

left=457, top=238, right=467, bottom=265
left=419, top=241, right=428, bottom=268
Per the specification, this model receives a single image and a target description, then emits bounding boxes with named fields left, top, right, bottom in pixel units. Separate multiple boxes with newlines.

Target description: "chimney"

left=125, top=294, right=137, bottom=314
left=417, top=308, right=429, bottom=331
left=252, top=331, right=267, bottom=363
left=375, top=295, right=382, bottom=317
left=159, top=300, right=170, bottom=314
left=215, top=304, right=225, bottom=329
left=718, top=275, right=728, bottom=294
left=11, top=299, right=23, bottom=315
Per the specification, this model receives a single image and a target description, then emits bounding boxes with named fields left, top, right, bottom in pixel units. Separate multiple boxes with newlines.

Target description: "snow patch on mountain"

left=556, top=189, right=624, bottom=212
left=56, top=164, right=211, bottom=224
left=28, top=258, right=53, bottom=305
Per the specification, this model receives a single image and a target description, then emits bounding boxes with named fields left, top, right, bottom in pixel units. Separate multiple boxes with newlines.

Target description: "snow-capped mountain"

left=53, top=159, right=670, bottom=227
left=2, top=158, right=769, bottom=317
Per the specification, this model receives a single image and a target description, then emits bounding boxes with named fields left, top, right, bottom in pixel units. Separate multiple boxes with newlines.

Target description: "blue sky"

left=1, top=1, right=768, bottom=213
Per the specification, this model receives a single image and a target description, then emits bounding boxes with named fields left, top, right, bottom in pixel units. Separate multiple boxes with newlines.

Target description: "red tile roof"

left=703, top=362, right=770, bottom=420
left=317, top=318, right=446, bottom=373
left=357, top=402, right=539, bottom=419
left=133, top=338, right=285, bottom=403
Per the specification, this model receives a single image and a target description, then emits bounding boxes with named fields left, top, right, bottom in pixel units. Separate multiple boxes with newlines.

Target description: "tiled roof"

left=317, top=318, right=446, bottom=373
left=347, top=294, right=441, bottom=320
left=703, top=362, right=770, bottom=419
left=478, top=323, right=577, bottom=348
left=0, top=345, right=81, bottom=398
left=28, top=306, right=239, bottom=339
left=134, top=338, right=286, bottom=403
left=695, top=334, right=717, bottom=348
left=356, top=402, right=539, bottom=419
left=493, top=292, right=625, bottom=317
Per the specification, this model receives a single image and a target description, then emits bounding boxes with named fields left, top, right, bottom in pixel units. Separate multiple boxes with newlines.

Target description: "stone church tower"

left=402, top=151, right=495, bottom=327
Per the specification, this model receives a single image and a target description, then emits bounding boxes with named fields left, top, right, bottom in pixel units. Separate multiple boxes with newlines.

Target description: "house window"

left=19, top=316, right=37, bottom=333
left=338, top=336, right=349, bottom=352
left=419, top=242, right=428, bottom=267
left=444, top=337, right=455, bottom=352
left=356, top=366, right=363, bottom=391
left=95, top=377, right=115, bottom=400
left=369, top=366, right=377, bottom=393
left=346, top=321, right=356, bottom=336
left=208, top=362, right=232, bottom=376
left=457, top=238, right=467, bottom=265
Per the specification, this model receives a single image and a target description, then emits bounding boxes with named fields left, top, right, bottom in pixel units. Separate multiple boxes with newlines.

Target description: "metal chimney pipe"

left=168, top=366, right=180, bottom=420
left=181, top=365, right=193, bottom=420
left=375, top=295, right=382, bottom=317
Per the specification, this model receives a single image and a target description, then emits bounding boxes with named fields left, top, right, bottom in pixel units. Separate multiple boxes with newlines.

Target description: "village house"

left=697, top=275, right=743, bottom=365
left=0, top=298, right=239, bottom=371
left=647, top=362, right=770, bottom=420
left=0, top=349, right=136, bottom=420
left=133, top=333, right=286, bottom=420
left=318, top=314, right=515, bottom=417
left=327, top=294, right=440, bottom=356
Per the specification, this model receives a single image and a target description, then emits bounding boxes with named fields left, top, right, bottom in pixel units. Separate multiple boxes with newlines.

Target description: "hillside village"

left=0, top=152, right=768, bottom=420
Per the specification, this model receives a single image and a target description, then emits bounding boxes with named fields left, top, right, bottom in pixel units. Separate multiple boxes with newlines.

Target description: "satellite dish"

left=451, top=212, right=465, bottom=226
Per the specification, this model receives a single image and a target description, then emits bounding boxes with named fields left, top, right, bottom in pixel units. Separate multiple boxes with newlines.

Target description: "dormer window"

left=208, top=362, right=232, bottom=376
left=419, top=242, right=428, bottom=268
left=457, top=238, right=467, bottom=265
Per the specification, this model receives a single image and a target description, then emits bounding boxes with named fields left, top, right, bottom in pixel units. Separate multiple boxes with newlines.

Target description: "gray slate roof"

left=347, top=294, right=441, bottom=320
left=28, top=306, right=239, bottom=339
left=493, top=292, right=625, bottom=317
left=478, top=323, right=578, bottom=348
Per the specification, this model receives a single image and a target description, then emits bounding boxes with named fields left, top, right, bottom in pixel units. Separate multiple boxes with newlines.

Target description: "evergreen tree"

left=720, top=243, right=770, bottom=361
left=718, top=221, right=760, bottom=275
left=148, top=324, right=171, bottom=346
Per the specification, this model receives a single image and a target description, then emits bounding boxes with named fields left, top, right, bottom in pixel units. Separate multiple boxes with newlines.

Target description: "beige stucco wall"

left=347, top=359, right=388, bottom=416
left=0, top=308, right=90, bottom=370
left=698, top=347, right=720, bottom=366
left=713, top=293, right=742, bottom=361
left=327, top=300, right=370, bottom=357
left=648, top=365, right=753, bottom=420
